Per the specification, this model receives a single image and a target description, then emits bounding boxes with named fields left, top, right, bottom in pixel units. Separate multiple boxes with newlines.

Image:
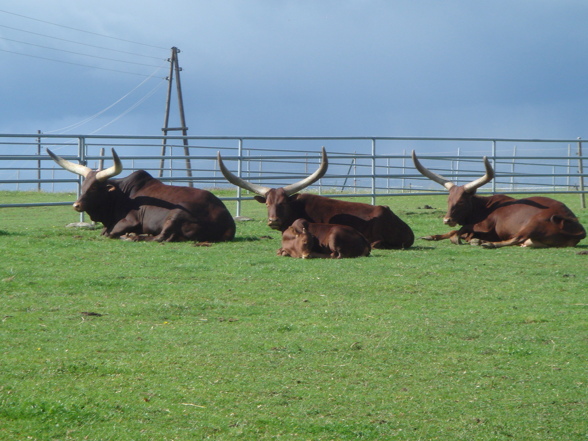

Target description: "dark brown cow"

left=278, top=218, right=371, bottom=259
left=412, top=151, right=586, bottom=248
left=218, top=147, right=414, bottom=249
left=48, top=149, right=236, bottom=242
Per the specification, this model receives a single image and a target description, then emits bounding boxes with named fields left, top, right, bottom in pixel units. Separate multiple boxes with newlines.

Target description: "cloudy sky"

left=1, top=0, right=587, bottom=140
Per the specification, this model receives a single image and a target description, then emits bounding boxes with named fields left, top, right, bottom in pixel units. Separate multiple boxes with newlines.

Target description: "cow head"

left=47, top=149, right=123, bottom=214
left=218, top=147, right=328, bottom=231
left=412, top=151, right=494, bottom=226
left=284, top=219, right=315, bottom=258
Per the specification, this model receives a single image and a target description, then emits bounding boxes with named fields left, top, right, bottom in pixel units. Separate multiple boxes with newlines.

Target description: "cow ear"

left=106, top=184, right=117, bottom=192
left=254, top=196, right=266, bottom=204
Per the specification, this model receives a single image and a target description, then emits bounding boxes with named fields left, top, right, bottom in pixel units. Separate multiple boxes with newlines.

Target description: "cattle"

left=278, top=218, right=371, bottom=258
left=48, top=149, right=236, bottom=243
left=412, top=151, right=586, bottom=248
left=217, top=147, right=414, bottom=249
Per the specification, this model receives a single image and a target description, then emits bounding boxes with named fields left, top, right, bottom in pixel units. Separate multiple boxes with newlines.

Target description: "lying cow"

left=278, top=219, right=371, bottom=258
left=48, top=149, right=236, bottom=243
left=218, top=148, right=414, bottom=249
left=412, top=151, right=586, bottom=248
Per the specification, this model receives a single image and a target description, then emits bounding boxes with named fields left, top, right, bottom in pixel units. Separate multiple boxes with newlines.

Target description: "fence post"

left=341, top=157, right=356, bottom=192
left=454, top=147, right=460, bottom=186
left=510, top=145, right=516, bottom=192
left=36, top=130, right=41, bottom=191
left=371, top=139, right=376, bottom=205
left=236, top=139, right=243, bottom=217
left=567, top=144, right=571, bottom=189
left=578, top=138, right=585, bottom=209
left=99, top=148, right=105, bottom=170
left=491, top=140, right=497, bottom=193
left=401, top=149, right=406, bottom=193
left=77, top=137, right=86, bottom=223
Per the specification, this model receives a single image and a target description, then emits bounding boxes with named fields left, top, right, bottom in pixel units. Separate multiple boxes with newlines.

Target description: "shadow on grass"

left=404, top=245, right=436, bottom=251
left=233, top=235, right=276, bottom=243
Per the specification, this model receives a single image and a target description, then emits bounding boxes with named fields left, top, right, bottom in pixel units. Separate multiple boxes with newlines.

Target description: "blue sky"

left=1, top=0, right=587, bottom=140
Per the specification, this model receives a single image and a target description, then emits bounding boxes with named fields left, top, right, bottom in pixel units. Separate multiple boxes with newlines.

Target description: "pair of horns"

left=218, top=146, right=328, bottom=197
left=412, top=150, right=494, bottom=193
left=47, top=149, right=123, bottom=182
left=48, top=147, right=491, bottom=194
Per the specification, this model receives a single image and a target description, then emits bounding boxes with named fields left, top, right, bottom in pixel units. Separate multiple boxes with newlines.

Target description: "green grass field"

left=1, top=191, right=587, bottom=440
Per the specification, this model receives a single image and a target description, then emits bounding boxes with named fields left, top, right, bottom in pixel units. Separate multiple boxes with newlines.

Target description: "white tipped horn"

left=217, top=152, right=272, bottom=196
left=218, top=147, right=328, bottom=197
left=47, top=149, right=92, bottom=178
left=412, top=150, right=455, bottom=190
left=282, top=146, right=328, bottom=196
left=95, top=149, right=123, bottom=182
left=462, top=156, right=494, bottom=193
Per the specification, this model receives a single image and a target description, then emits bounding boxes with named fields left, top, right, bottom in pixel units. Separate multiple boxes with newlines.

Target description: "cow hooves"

left=420, top=236, right=435, bottom=241
left=480, top=242, right=497, bottom=249
left=469, top=238, right=482, bottom=246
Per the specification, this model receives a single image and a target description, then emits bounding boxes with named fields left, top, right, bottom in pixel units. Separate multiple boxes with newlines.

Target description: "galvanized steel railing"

left=0, top=134, right=586, bottom=217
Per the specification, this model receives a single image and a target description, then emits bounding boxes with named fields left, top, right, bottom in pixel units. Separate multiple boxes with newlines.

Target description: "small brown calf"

left=278, top=219, right=371, bottom=259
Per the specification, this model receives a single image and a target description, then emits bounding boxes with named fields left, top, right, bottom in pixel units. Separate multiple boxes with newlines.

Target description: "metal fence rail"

left=0, top=134, right=586, bottom=216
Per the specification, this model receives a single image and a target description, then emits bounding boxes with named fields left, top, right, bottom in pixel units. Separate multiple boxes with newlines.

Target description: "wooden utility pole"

left=160, top=47, right=193, bottom=186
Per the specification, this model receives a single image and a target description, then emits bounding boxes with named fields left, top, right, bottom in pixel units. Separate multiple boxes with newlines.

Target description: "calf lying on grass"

left=278, top=219, right=371, bottom=259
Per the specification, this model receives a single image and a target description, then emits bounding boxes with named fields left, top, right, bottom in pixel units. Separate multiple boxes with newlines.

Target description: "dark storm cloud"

left=1, top=0, right=587, bottom=139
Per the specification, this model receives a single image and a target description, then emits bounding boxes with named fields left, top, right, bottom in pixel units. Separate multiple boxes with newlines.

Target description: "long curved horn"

left=95, top=149, right=123, bottom=182
left=47, top=148, right=123, bottom=181
left=282, top=146, right=328, bottom=196
left=462, top=156, right=494, bottom=193
left=217, top=152, right=272, bottom=196
left=47, top=149, right=92, bottom=177
left=217, top=146, right=328, bottom=197
left=412, top=150, right=455, bottom=190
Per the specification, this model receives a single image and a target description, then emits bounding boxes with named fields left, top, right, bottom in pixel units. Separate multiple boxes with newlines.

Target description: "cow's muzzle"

left=73, top=202, right=84, bottom=213
left=267, top=219, right=281, bottom=230
left=443, top=218, right=457, bottom=227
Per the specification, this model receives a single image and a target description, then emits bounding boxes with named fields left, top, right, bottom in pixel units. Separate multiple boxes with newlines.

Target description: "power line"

left=0, top=36, right=165, bottom=68
left=0, top=8, right=168, bottom=50
left=0, top=47, right=166, bottom=77
left=89, top=81, right=167, bottom=134
left=0, top=8, right=181, bottom=134
left=45, top=68, right=167, bottom=134
left=0, top=24, right=165, bottom=61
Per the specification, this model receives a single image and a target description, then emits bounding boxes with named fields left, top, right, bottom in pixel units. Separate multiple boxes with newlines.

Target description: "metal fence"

left=0, top=134, right=586, bottom=217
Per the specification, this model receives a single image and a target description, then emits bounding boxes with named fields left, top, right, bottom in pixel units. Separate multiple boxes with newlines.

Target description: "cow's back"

left=483, top=196, right=585, bottom=246
left=297, top=194, right=414, bottom=249
left=126, top=174, right=236, bottom=242
left=492, top=197, right=581, bottom=232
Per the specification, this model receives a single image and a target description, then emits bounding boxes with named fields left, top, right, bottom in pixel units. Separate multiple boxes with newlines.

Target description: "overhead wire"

left=0, top=36, right=166, bottom=68
left=0, top=7, right=177, bottom=133
left=0, top=47, right=167, bottom=77
left=45, top=67, right=167, bottom=134
left=0, top=7, right=170, bottom=75
left=89, top=81, right=167, bottom=134
left=0, top=23, right=164, bottom=60
left=0, top=8, right=168, bottom=50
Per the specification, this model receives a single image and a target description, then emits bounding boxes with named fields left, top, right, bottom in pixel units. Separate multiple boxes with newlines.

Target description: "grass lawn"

left=1, top=190, right=587, bottom=440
